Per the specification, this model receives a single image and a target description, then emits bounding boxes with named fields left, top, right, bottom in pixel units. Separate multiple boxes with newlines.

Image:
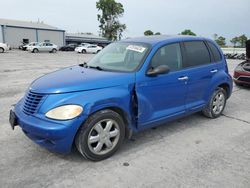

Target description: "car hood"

left=30, top=65, right=135, bottom=94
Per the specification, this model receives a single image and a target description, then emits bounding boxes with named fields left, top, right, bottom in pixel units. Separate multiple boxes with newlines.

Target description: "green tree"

left=215, top=36, right=226, bottom=47
left=230, top=36, right=239, bottom=47
left=180, top=29, right=196, bottom=36
left=144, top=30, right=154, bottom=36
left=155, top=32, right=161, bottom=35
left=238, top=34, right=248, bottom=47
left=96, top=0, right=126, bottom=41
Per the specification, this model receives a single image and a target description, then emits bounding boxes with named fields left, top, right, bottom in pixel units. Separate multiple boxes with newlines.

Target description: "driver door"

left=136, top=43, right=188, bottom=128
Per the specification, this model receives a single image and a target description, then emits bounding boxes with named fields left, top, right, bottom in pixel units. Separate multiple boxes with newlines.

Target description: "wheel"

left=52, top=48, right=57, bottom=53
left=0, top=47, right=4, bottom=53
left=33, top=48, right=38, bottom=53
left=75, top=109, right=125, bottom=161
left=202, top=87, right=227, bottom=118
left=96, top=50, right=101, bottom=53
left=81, top=49, right=86, bottom=54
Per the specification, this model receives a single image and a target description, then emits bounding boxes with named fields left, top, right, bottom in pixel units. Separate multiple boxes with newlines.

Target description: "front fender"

left=39, top=84, right=136, bottom=134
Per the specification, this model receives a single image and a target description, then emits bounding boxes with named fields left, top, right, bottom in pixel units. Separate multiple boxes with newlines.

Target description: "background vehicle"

left=18, top=42, right=28, bottom=50
left=9, top=36, right=232, bottom=161
left=28, top=42, right=58, bottom=53
left=75, top=44, right=102, bottom=53
left=0, top=43, right=9, bottom=53
left=22, top=42, right=39, bottom=51
left=80, top=43, right=90, bottom=46
left=233, top=40, right=250, bottom=86
left=59, top=44, right=78, bottom=51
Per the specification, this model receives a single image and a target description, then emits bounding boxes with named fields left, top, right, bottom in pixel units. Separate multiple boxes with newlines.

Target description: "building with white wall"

left=0, top=18, right=65, bottom=48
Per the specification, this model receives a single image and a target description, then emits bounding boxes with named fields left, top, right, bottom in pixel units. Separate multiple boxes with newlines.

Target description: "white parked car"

left=0, top=43, right=10, bottom=53
left=28, top=42, right=58, bottom=53
left=22, top=42, right=39, bottom=51
left=80, top=43, right=90, bottom=46
left=75, top=44, right=102, bottom=54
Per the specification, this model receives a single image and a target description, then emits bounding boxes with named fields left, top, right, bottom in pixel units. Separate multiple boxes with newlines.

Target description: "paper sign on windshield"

left=126, top=45, right=146, bottom=53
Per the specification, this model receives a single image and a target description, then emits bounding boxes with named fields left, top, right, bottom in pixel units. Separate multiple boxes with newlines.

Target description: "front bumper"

left=11, top=101, right=86, bottom=154
left=233, top=70, right=250, bottom=85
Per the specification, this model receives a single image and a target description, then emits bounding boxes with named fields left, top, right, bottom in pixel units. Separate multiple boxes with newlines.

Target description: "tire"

left=202, top=87, right=227, bottom=118
left=96, top=50, right=101, bottom=53
left=75, top=109, right=125, bottom=161
left=33, top=48, right=39, bottom=53
left=0, top=47, right=4, bottom=53
left=81, top=49, right=86, bottom=54
left=52, top=48, right=57, bottom=53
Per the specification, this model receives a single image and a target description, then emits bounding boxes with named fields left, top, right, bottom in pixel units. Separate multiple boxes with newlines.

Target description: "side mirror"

left=147, top=65, right=170, bottom=76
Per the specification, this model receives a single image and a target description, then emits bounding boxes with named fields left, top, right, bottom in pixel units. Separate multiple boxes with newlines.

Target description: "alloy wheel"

left=87, top=119, right=120, bottom=155
left=212, top=91, right=225, bottom=115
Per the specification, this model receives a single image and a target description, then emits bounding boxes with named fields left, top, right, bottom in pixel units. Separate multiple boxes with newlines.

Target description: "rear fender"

left=204, top=70, right=232, bottom=103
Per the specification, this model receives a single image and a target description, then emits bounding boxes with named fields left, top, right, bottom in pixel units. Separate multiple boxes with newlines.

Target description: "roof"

left=66, top=33, right=108, bottom=41
left=0, top=18, right=64, bottom=31
left=121, top=35, right=206, bottom=46
left=66, top=33, right=110, bottom=42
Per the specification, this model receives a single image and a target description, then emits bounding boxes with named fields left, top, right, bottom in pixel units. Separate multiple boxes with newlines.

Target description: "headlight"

left=45, top=105, right=83, bottom=120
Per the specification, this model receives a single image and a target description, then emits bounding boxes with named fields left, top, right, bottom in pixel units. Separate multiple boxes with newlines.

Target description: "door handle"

left=210, top=69, right=218, bottom=73
left=178, top=76, right=189, bottom=81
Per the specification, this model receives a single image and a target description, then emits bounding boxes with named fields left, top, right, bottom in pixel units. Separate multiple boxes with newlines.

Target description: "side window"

left=151, top=43, right=182, bottom=71
left=207, top=41, right=222, bottom=62
left=183, top=41, right=211, bottom=67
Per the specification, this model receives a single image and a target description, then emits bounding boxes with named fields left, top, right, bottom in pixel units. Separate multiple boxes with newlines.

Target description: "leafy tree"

left=155, top=32, right=161, bottom=35
left=238, top=34, right=248, bottom=47
left=144, top=30, right=154, bottom=36
left=230, top=36, right=239, bottom=47
left=215, top=36, right=226, bottom=47
left=96, top=0, right=126, bottom=41
left=180, top=29, right=196, bottom=36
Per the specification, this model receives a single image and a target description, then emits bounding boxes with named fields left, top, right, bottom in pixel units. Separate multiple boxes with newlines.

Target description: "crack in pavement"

left=222, top=114, right=250, bottom=125
left=232, top=88, right=241, bottom=93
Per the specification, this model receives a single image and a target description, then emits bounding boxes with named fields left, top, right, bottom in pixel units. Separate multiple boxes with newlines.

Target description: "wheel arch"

left=206, top=70, right=233, bottom=102
left=0, top=47, right=4, bottom=52
left=217, top=83, right=230, bottom=99
left=86, top=105, right=134, bottom=139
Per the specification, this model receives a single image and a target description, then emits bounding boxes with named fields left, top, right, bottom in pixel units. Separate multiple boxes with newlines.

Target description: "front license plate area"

left=9, top=110, right=18, bottom=130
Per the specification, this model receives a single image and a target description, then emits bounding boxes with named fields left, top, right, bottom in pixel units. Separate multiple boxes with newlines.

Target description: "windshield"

left=87, top=42, right=149, bottom=72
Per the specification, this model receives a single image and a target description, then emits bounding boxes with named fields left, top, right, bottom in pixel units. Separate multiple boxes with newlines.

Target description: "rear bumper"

left=12, top=101, right=86, bottom=154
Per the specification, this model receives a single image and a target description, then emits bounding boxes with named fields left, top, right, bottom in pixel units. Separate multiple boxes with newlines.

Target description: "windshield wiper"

left=88, top=65, right=103, bottom=71
left=79, top=62, right=88, bottom=68
left=79, top=62, right=103, bottom=71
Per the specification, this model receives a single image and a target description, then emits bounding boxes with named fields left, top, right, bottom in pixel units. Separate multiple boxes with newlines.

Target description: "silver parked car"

left=28, top=42, right=58, bottom=53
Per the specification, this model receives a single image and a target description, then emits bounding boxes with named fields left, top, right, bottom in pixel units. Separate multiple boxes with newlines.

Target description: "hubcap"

left=212, top=91, right=225, bottom=115
left=88, top=119, right=120, bottom=155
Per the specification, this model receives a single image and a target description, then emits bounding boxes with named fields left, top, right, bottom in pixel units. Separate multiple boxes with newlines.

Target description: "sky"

left=1, top=0, right=249, bottom=44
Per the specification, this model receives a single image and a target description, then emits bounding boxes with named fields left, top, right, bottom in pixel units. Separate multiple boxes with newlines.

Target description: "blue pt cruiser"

left=9, top=35, right=232, bottom=161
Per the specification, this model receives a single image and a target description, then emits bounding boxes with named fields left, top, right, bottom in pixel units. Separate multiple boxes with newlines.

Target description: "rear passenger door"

left=39, top=43, right=46, bottom=51
left=46, top=43, right=53, bottom=51
left=182, top=41, right=218, bottom=112
left=87, top=45, right=96, bottom=53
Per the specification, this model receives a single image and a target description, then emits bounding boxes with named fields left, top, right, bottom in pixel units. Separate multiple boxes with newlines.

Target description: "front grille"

left=22, top=91, right=45, bottom=115
left=238, top=76, right=250, bottom=82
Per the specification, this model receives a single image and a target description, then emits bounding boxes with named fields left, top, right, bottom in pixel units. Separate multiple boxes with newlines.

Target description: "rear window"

left=207, top=41, right=222, bottom=62
left=184, top=41, right=211, bottom=67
